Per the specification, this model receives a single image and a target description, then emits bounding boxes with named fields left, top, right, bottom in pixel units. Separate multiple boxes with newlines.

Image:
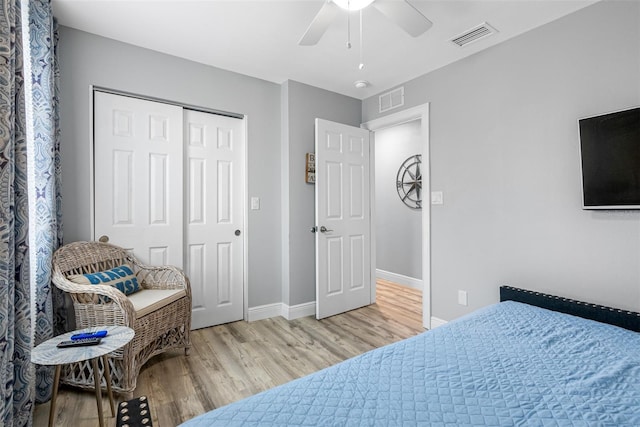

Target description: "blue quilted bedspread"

left=181, top=301, right=640, bottom=426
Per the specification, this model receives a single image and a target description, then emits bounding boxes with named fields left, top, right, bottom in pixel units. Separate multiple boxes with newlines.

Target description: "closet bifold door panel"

left=94, top=91, right=184, bottom=267
left=184, top=109, right=244, bottom=329
left=93, top=92, right=245, bottom=329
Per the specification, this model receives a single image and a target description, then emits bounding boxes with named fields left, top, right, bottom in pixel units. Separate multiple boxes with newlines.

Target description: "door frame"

left=89, top=85, right=249, bottom=322
left=361, top=103, right=431, bottom=330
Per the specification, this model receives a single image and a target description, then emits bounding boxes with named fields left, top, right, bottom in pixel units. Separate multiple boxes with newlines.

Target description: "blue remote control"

left=71, top=330, right=108, bottom=340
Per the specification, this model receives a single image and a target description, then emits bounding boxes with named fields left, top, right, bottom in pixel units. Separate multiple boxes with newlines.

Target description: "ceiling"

left=52, top=0, right=597, bottom=100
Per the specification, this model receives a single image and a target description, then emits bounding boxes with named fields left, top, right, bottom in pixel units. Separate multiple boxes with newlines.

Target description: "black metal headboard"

left=500, top=286, right=640, bottom=332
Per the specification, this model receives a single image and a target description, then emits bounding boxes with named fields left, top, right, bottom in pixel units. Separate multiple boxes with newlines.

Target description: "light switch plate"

left=251, top=197, right=260, bottom=210
left=458, top=290, right=468, bottom=306
left=431, top=191, right=443, bottom=205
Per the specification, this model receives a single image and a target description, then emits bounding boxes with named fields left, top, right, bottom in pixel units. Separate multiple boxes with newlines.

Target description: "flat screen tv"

left=579, top=107, right=640, bottom=209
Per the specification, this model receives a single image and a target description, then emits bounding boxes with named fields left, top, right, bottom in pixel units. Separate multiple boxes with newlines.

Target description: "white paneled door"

left=315, top=119, right=372, bottom=319
left=185, top=109, right=244, bottom=329
left=94, top=92, right=184, bottom=267
left=94, top=92, right=245, bottom=330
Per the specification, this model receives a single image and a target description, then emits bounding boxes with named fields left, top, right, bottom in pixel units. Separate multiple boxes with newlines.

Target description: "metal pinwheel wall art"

left=396, top=154, right=422, bottom=209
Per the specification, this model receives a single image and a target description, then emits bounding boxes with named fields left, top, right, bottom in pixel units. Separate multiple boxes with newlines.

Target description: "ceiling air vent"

left=451, top=22, right=497, bottom=47
left=379, top=87, right=404, bottom=113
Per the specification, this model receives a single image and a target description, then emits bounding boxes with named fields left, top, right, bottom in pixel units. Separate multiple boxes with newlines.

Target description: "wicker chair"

left=51, top=241, right=192, bottom=399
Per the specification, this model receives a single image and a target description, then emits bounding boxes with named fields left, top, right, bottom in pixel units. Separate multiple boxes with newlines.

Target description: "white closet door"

left=94, top=92, right=184, bottom=267
left=185, top=109, right=244, bottom=329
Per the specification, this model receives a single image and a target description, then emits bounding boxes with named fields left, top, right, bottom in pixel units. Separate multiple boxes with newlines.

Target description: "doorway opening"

left=362, top=104, right=430, bottom=329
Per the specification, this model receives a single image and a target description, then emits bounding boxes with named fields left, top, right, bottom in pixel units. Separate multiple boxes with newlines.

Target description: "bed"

left=181, top=287, right=640, bottom=426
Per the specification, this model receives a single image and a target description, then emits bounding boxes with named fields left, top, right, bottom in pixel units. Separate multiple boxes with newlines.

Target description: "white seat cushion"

left=127, top=288, right=187, bottom=318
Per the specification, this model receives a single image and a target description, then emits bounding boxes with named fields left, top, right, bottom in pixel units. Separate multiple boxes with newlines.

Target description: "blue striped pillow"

left=70, top=265, right=140, bottom=295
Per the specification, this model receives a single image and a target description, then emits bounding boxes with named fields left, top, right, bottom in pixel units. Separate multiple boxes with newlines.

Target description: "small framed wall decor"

left=305, top=153, right=316, bottom=184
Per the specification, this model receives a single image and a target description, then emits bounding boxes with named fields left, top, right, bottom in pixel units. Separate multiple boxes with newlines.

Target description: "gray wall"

left=363, top=0, right=640, bottom=320
left=57, top=27, right=282, bottom=308
left=375, top=120, right=422, bottom=279
left=281, top=80, right=361, bottom=306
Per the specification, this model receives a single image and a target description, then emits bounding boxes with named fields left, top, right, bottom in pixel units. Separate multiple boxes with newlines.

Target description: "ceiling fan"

left=299, top=0, right=433, bottom=46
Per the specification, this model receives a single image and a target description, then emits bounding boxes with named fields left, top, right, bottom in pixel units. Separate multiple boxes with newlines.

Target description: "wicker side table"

left=32, top=326, right=134, bottom=427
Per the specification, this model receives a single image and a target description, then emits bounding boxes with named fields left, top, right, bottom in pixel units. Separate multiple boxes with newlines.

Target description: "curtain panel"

left=0, top=0, right=34, bottom=425
left=1, top=0, right=60, bottom=424
left=28, top=0, right=63, bottom=403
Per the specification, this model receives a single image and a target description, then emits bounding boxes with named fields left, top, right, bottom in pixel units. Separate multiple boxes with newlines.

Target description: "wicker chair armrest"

left=52, top=269, right=136, bottom=325
left=127, top=257, right=190, bottom=293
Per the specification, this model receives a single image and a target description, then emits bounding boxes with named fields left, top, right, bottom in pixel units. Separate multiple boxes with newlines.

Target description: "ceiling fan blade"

left=299, top=1, right=340, bottom=46
left=372, top=0, right=433, bottom=37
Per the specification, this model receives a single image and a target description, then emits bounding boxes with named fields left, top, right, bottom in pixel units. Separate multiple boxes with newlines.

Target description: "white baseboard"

left=248, top=301, right=316, bottom=322
left=376, top=269, right=422, bottom=290
left=247, top=303, right=282, bottom=322
left=283, top=301, right=316, bottom=320
left=247, top=270, right=421, bottom=322
left=430, top=316, right=448, bottom=329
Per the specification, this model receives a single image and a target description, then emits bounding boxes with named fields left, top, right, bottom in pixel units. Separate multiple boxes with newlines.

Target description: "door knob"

left=319, top=226, right=333, bottom=233
left=235, top=230, right=241, bottom=236
left=310, top=226, right=318, bottom=233
left=98, top=235, right=109, bottom=243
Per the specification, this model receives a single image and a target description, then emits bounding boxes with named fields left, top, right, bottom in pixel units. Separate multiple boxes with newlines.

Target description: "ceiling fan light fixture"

left=332, top=0, right=375, bottom=11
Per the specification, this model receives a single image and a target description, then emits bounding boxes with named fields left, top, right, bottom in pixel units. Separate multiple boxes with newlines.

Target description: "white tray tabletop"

left=32, top=326, right=135, bottom=365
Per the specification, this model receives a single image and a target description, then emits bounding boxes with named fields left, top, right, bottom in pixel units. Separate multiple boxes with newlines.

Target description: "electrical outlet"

left=458, top=290, right=468, bottom=306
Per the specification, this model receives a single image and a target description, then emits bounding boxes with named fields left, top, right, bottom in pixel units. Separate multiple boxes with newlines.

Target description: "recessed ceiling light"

left=354, top=80, right=370, bottom=89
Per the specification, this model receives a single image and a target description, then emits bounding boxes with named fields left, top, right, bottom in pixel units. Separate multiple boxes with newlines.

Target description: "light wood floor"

left=34, top=280, right=423, bottom=426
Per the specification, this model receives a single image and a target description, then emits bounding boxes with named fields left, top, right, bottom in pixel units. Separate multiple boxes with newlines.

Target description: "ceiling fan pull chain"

left=346, top=0, right=352, bottom=49
left=359, top=9, right=364, bottom=69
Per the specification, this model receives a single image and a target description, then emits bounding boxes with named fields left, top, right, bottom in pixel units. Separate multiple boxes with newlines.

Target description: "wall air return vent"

left=451, top=22, right=497, bottom=47
left=379, top=87, right=404, bottom=113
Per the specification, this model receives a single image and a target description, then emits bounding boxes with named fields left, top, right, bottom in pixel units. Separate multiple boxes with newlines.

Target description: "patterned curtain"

left=0, top=0, right=34, bottom=425
left=0, top=0, right=60, bottom=424
left=27, top=0, right=63, bottom=404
